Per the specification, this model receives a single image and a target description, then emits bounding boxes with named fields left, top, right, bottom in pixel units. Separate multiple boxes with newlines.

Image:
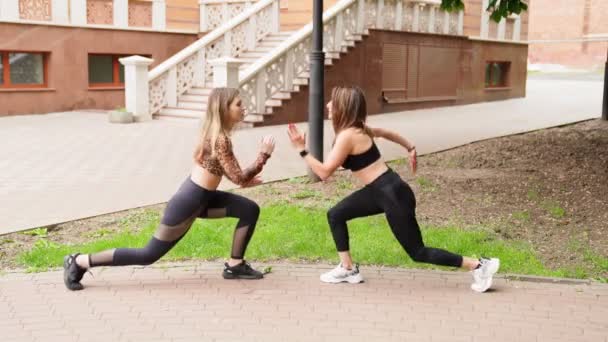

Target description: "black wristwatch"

left=299, top=149, right=309, bottom=157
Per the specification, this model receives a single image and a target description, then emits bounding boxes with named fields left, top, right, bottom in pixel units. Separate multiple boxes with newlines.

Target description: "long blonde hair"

left=194, top=87, right=239, bottom=162
left=330, top=85, right=373, bottom=137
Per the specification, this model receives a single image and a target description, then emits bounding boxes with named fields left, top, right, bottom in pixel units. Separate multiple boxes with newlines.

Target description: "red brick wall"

left=528, top=0, right=608, bottom=68
left=262, top=29, right=527, bottom=126
left=0, top=23, right=197, bottom=116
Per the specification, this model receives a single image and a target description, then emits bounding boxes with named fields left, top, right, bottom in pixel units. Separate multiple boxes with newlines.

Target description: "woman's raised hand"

left=287, top=123, right=306, bottom=151
left=260, top=135, right=276, bottom=155
left=409, top=148, right=417, bottom=176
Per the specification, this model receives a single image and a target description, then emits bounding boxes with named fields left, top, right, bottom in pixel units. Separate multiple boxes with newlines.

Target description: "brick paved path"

left=1, top=262, right=606, bottom=342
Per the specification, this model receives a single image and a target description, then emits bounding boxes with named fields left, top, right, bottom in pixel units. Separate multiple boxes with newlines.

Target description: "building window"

left=485, top=61, right=510, bottom=88
left=88, top=54, right=126, bottom=87
left=0, top=51, right=47, bottom=88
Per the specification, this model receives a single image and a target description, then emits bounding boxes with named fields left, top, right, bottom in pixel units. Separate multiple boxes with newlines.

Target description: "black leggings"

left=89, top=178, right=260, bottom=267
left=327, top=169, right=463, bottom=268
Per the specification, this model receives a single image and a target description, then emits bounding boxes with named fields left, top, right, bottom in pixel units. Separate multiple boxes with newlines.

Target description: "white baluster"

left=224, top=31, right=233, bottom=56
left=247, top=14, right=257, bottom=51
left=335, top=14, right=344, bottom=48
left=52, top=0, right=69, bottom=24
left=412, top=3, right=420, bottom=32
left=114, top=0, right=129, bottom=27
left=395, top=0, right=403, bottom=31
left=194, top=50, right=206, bottom=87
left=222, top=2, right=229, bottom=24
left=357, top=0, right=365, bottom=32
left=210, top=58, right=243, bottom=88
left=70, top=0, right=87, bottom=25
left=497, top=18, right=506, bottom=40
left=0, top=0, right=19, bottom=21
left=513, top=15, right=521, bottom=41
left=428, top=5, right=435, bottom=33
left=480, top=0, right=489, bottom=38
left=376, top=0, right=384, bottom=29
left=458, top=9, right=464, bottom=35
left=199, top=0, right=208, bottom=32
left=152, top=0, right=166, bottom=31
left=272, top=0, right=280, bottom=34
left=443, top=11, right=449, bottom=34
left=167, top=68, right=178, bottom=107
left=120, top=56, right=154, bottom=121
left=284, top=50, right=295, bottom=91
left=255, top=70, right=268, bottom=113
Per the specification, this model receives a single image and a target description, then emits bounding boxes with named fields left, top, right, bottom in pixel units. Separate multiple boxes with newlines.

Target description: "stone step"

left=239, top=51, right=269, bottom=58
left=186, top=87, right=213, bottom=96
left=177, top=101, right=207, bottom=110
left=157, top=107, right=202, bottom=119
left=180, top=94, right=208, bottom=102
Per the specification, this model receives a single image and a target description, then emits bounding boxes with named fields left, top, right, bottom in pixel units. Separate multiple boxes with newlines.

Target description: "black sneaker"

left=63, top=253, right=87, bottom=291
left=222, top=260, right=263, bottom=280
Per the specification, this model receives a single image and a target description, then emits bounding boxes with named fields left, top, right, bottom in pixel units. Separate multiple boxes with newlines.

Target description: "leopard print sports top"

left=195, top=134, right=270, bottom=186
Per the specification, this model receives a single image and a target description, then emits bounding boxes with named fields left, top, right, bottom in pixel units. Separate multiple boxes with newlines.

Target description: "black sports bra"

left=342, top=141, right=381, bottom=171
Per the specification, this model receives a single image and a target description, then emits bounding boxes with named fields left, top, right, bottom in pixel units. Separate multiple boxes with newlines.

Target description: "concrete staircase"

left=155, top=31, right=296, bottom=123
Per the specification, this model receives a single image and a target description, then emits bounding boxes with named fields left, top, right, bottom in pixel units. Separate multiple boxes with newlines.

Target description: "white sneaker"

left=320, top=263, right=364, bottom=284
left=471, top=258, right=500, bottom=293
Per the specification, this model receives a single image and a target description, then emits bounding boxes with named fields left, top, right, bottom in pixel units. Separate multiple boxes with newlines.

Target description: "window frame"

left=0, top=50, right=49, bottom=89
left=88, top=54, right=126, bottom=88
left=484, top=61, right=511, bottom=89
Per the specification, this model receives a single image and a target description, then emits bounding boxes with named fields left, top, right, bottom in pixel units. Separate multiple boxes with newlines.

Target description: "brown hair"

left=194, top=87, right=240, bottom=161
left=330, top=85, right=373, bottom=137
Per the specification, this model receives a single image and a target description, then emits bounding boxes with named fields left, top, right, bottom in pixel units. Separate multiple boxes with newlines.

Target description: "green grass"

left=20, top=227, right=48, bottom=237
left=512, top=210, right=531, bottom=222
left=542, top=200, right=566, bottom=218
left=16, top=204, right=579, bottom=278
left=416, top=176, right=437, bottom=192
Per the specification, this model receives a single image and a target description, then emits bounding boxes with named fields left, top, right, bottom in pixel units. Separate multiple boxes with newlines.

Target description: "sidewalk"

left=1, top=262, right=606, bottom=342
left=0, top=79, right=603, bottom=234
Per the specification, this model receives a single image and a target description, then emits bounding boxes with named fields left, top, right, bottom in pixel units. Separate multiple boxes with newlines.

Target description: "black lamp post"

left=603, top=46, right=607, bottom=120
left=308, top=0, right=325, bottom=180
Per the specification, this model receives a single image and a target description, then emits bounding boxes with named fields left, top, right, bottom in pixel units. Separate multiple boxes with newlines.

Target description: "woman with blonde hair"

left=63, top=87, right=275, bottom=290
left=287, top=86, right=499, bottom=292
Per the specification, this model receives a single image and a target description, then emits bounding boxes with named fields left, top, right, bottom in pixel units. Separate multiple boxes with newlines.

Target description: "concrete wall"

left=0, top=23, right=197, bottom=115
left=263, top=29, right=527, bottom=126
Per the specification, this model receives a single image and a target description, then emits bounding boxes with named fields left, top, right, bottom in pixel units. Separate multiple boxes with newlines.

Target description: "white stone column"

left=0, top=0, right=20, bottom=21
left=152, top=0, right=166, bottom=30
left=497, top=18, right=506, bottom=39
left=376, top=0, right=384, bottom=29
left=210, top=58, right=244, bottom=88
left=458, top=9, right=464, bottom=35
left=443, top=11, right=450, bottom=34
left=480, top=0, right=489, bottom=38
left=70, top=0, right=87, bottom=25
left=51, top=0, right=69, bottom=24
left=412, top=4, right=420, bottom=32
left=114, top=0, right=129, bottom=28
left=395, top=0, right=403, bottom=31
left=513, top=15, right=521, bottom=41
left=120, top=56, right=154, bottom=122
left=428, top=5, right=436, bottom=33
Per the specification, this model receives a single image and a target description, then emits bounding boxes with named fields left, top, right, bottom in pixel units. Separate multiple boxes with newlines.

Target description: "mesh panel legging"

left=88, top=178, right=260, bottom=267
left=327, top=169, right=463, bottom=268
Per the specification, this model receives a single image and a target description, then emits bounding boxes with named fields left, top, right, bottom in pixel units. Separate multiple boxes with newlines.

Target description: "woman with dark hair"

left=287, top=86, right=499, bottom=292
left=63, top=87, right=275, bottom=291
